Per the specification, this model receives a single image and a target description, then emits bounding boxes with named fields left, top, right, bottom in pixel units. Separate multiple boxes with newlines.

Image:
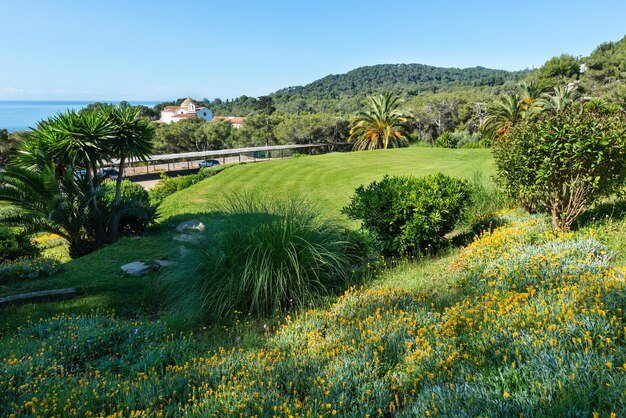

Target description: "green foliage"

left=343, top=174, right=472, bottom=254
left=4, top=215, right=624, bottom=416
left=0, top=227, right=40, bottom=262
left=493, top=104, right=626, bottom=231
left=274, top=113, right=349, bottom=145
left=349, top=93, right=410, bottom=150
left=536, top=54, right=580, bottom=88
left=149, top=167, right=224, bottom=204
left=165, top=195, right=360, bottom=322
left=100, top=180, right=156, bottom=236
left=434, top=131, right=454, bottom=148
left=152, top=118, right=224, bottom=153
left=0, top=256, right=61, bottom=283
left=0, top=313, right=193, bottom=416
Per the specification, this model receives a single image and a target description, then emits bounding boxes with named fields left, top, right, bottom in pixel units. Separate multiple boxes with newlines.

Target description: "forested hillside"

left=213, top=64, right=527, bottom=115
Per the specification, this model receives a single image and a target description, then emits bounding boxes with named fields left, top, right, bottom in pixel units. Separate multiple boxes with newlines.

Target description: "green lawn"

left=159, top=147, right=494, bottom=220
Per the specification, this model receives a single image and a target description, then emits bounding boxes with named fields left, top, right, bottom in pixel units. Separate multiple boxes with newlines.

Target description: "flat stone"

left=176, top=220, right=205, bottom=233
left=179, top=246, right=192, bottom=258
left=173, top=234, right=202, bottom=244
left=155, top=259, right=177, bottom=268
left=121, top=261, right=151, bottom=277
left=0, top=288, right=78, bottom=307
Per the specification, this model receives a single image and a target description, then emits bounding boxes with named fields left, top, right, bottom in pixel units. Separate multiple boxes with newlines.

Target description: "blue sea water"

left=0, top=101, right=162, bottom=132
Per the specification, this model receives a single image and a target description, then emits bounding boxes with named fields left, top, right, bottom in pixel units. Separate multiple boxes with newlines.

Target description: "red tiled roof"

left=212, top=116, right=245, bottom=125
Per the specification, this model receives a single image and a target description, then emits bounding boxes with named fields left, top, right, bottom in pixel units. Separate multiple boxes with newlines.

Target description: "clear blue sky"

left=1, top=0, right=625, bottom=101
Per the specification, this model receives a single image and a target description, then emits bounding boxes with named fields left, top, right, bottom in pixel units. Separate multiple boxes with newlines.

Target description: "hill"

left=213, top=64, right=527, bottom=115
left=274, top=64, right=525, bottom=99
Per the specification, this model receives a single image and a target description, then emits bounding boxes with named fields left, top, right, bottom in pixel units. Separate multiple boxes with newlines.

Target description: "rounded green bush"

left=0, top=227, right=40, bottom=262
left=342, top=173, right=472, bottom=255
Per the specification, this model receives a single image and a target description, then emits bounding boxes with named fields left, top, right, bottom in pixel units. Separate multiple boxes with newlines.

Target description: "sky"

left=1, top=0, right=625, bottom=101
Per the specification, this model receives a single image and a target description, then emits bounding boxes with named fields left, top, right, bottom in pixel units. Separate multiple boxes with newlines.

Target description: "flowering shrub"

left=0, top=257, right=61, bottom=283
left=1, top=213, right=624, bottom=416
left=33, top=233, right=67, bottom=250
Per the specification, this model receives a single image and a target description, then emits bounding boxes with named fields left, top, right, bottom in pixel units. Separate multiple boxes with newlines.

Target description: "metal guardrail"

left=109, top=142, right=350, bottom=166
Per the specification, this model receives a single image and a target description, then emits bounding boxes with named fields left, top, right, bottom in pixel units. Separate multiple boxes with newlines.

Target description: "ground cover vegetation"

left=1, top=213, right=624, bottom=416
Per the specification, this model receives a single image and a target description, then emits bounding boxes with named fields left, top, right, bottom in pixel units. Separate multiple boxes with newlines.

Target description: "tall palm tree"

left=49, top=110, right=115, bottom=244
left=98, top=104, right=154, bottom=240
left=349, top=93, right=410, bottom=150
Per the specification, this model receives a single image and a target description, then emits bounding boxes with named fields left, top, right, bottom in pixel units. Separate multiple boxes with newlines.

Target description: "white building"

left=160, top=98, right=213, bottom=124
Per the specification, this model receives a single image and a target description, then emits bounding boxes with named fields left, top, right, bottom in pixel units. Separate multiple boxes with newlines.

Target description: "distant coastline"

left=0, top=100, right=162, bottom=132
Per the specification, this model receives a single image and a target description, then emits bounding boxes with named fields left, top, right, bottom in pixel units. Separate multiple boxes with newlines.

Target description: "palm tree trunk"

left=86, top=164, right=106, bottom=245
left=109, top=155, right=126, bottom=241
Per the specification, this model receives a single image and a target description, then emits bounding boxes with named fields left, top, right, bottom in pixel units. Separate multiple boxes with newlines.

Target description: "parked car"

left=199, top=159, right=220, bottom=168
left=98, top=169, right=120, bottom=180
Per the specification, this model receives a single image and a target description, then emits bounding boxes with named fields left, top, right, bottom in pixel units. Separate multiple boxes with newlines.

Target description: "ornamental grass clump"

left=166, top=195, right=360, bottom=322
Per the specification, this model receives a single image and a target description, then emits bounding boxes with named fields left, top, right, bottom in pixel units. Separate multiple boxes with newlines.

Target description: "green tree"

left=493, top=104, right=626, bottom=231
left=348, top=93, right=410, bottom=150
left=98, top=104, right=155, bottom=241
left=200, top=120, right=232, bottom=149
left=482, top=93, right=527, bottom=137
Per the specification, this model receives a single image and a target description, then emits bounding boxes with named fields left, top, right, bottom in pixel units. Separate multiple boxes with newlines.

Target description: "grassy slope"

left=0, top=148, right=493, bottom=329
left=159, top=147, right=494, bottom=220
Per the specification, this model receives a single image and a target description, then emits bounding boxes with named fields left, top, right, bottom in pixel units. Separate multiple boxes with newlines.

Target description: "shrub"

left=0, top=256, right=61, bottom=283
left=342, top=174, right=472, bottom=255
left=493, top=105, right=626, bottom=231
left=0, top=227, right=40, bottom=262
left=101, top=180, right=157, bottom=235
left=165, top=195, right=360, bottom=322
left=149, top=166, right=226, bottom=204
left=434, top=131, right=455, bottom=148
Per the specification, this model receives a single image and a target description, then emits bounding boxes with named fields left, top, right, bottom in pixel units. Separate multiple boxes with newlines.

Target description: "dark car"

left=97, top=169, right=120, bottom=180
left=199, top=159, right=220, bottom=168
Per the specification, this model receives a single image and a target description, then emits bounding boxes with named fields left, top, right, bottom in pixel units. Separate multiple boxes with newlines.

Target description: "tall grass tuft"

left=166, top=195, right=361, bottom=323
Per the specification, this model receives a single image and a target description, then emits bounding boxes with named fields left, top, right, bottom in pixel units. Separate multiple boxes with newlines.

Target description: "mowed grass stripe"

left=160, top=147, right=494, bottom=220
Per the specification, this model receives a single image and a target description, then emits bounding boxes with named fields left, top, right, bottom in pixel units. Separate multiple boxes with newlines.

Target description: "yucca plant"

left=166, top=195, right=361, bottom=322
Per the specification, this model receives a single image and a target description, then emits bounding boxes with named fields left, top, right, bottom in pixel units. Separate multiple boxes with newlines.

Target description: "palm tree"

left=98, top=104, right=154, bottom=240
left=348, top=93, right=410, bottom=150
left=0, top=165, right=104, bottom=258
left=10, top=119, right=65, bottom=171
left=481, top=93, right=526, bottom=137
left=537, top=85, right=577, bottom=111
left=49, top=110, right=115, bottom=244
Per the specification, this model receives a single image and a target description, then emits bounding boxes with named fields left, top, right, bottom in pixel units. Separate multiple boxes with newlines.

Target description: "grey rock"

left=121, top=261, right=151, bottom=277
left=179, top=246, right=192, bottom=258
left=176, top=220, right=205, bottom=233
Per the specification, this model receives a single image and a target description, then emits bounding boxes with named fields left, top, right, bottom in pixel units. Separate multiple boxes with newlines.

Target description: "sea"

left=0, top=101, right=162, bottom=132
